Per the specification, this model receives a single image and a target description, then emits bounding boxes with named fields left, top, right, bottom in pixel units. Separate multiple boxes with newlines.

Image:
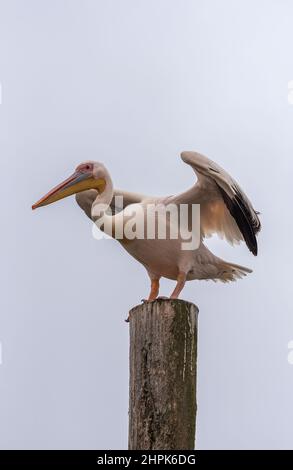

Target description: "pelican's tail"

left=217, top=260, right=252, bottom=283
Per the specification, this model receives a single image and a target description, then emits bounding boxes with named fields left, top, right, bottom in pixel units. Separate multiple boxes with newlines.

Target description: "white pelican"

left=32, top=152, right=261, bottom=301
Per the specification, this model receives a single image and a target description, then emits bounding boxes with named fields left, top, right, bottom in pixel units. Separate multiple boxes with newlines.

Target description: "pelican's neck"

left=91, top=173, right=114, bottom=236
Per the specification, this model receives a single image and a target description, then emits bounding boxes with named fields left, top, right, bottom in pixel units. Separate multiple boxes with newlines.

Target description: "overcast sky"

left=0, top=0, right=293, bottom=449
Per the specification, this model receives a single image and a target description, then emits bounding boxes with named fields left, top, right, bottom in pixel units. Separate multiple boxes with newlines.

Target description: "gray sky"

left=0, top=0, right=292, bottom=449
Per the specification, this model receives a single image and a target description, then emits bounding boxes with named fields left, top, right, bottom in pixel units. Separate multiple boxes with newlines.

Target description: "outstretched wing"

left=170, top=151, right=261, bottom=255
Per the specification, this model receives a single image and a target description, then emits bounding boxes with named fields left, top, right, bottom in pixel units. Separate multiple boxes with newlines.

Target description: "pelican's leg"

left=170, top=271, right=187, bottom=299
left=147, top=278, right=160, bottom=301
left=125, top=278, right=160, bottom=322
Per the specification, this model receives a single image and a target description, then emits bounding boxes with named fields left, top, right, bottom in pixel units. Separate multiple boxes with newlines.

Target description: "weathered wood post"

left=128, top=298, right=198, bottom=450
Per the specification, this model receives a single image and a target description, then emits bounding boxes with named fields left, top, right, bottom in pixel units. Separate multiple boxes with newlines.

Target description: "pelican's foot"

left=141, top=296, right=169, bottom=303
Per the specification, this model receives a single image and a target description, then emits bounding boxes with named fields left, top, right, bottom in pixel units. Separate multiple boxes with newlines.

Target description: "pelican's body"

left=33, top=151, right=261, bottom=300
left=77, top=192, right=251, bottom=283
left=121, top=236, right=250, bottom=283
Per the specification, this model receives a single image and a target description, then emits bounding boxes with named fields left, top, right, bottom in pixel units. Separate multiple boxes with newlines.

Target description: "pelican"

left=32, top=151, right=261, bottom=301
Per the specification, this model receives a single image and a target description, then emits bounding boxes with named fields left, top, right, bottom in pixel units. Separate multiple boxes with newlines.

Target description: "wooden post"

left=128, top=299, right=198, bottom=450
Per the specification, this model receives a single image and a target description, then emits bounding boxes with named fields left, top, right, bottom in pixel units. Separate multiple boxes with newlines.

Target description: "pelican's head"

left=32, top=161, right=106, bottom=210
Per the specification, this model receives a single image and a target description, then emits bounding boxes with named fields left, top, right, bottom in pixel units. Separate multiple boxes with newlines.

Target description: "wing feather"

left=172, top=151, right=261, bottom=255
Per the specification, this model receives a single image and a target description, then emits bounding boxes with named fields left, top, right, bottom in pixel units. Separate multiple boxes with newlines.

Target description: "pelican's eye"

left=76, top=163, right=93, bottom=173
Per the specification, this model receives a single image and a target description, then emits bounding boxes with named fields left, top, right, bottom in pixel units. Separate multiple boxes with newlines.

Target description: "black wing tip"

left=250, top=242, right=258, bottom=256
left=217, top=185, right=259, bottom=257
left=246, top=230, right=258, bottom=256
